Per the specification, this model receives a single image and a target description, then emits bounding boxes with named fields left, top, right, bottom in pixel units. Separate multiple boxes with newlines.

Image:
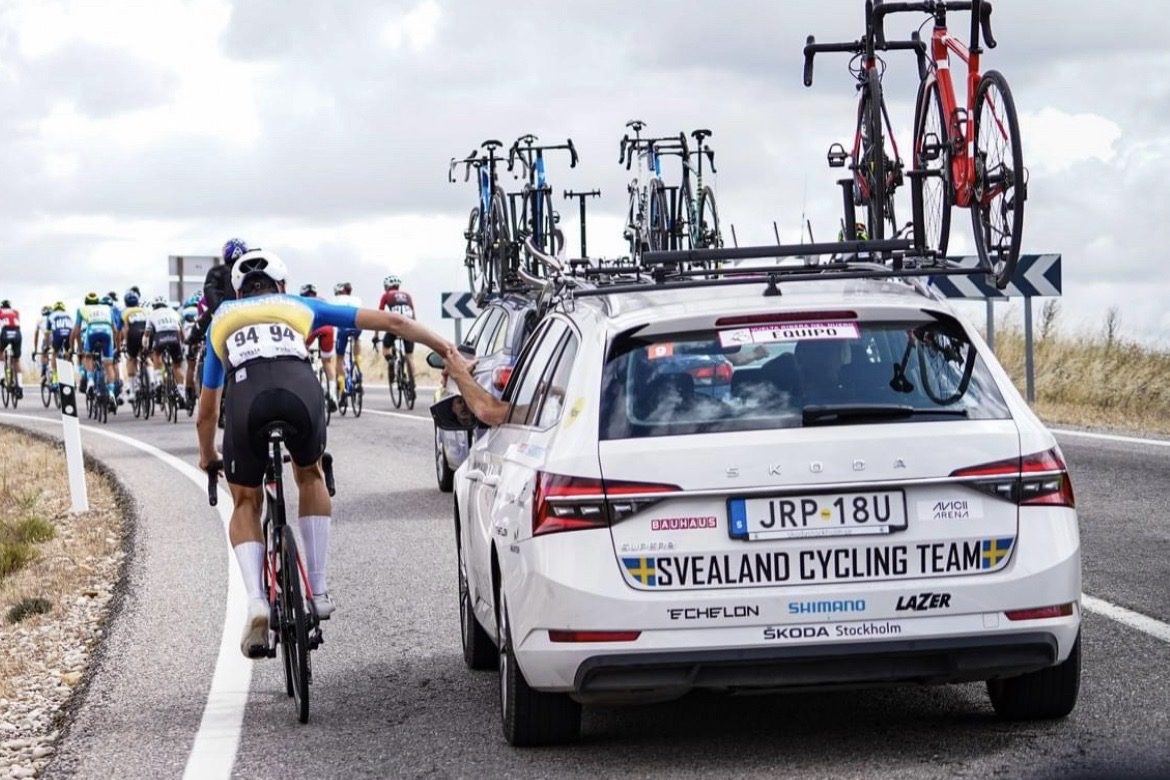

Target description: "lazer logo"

left=763, top=626, right=829, bottom=640
left=895, top=592, right=952, bottom=612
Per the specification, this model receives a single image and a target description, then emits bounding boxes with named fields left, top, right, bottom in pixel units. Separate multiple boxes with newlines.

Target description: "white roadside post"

left=58, top=359, right=89, bottom=513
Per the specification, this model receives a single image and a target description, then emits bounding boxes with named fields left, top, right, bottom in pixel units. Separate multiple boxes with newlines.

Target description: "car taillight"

left=492, top=366, right=513, bottom=391
left=548, top=630, right=641, bottom=643
left=532, top=473, right=679, bottom=536
left=688, top=360, right=733, bottom=384
left=1005, top=603, right=1075, bottom=621
left=950, top=447, right=1075, bottom=507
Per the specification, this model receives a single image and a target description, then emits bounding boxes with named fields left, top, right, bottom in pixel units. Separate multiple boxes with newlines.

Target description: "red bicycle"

left=876, top=0, right=1025, bottom=288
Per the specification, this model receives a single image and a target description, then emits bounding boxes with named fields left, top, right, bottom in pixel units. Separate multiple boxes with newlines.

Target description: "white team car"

left=451, top=273, right=1081, bottom=746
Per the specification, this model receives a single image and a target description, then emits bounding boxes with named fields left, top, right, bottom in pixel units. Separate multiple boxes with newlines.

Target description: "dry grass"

left=357, top=349, right=442, bottom=385
left=991, top=308, right=1170, bottom=435
left=0, top=428, right=124, bottom=697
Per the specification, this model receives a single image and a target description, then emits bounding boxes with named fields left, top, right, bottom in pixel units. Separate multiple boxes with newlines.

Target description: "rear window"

left=599, top=315, right=1010, bottom=440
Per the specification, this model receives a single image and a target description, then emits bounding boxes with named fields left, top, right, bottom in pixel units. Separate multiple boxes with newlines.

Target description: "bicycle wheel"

left=353, top=383, right=363, bottom=418
left=971, top=70, right=1025, bottom=289
left=41, top=378, right=51, bottom=408
left=647, top=181, right=668, bottom=251
left=404, top=370, right=416, bottom=411
left=859, top=68, right=887, bottom=241
left=465, top=207, right=483, bottom=297
left=698, top=186, right=722, bottom=250
left=390, top=357, right=404, bottom=409
left=678, top=182, right=695, bottom=252
left=97, top=381, right=107, bottom=424
left=320, top=370, right=332, bottom=426
left=141, top=373, right=153, bottom=420
left=488, top=190, right=511, bottom=294
left=912, top=76, right=953, bottom=257
left=915, top=324, right=977, bottom=406
left=279, top=529, right=311, bottom=723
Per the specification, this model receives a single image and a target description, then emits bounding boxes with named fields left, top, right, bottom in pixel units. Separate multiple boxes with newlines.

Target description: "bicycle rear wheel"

left=389, top=356, right=403, bottom=408
left=487, top=190, right=511, bottom=295
left=971, top=70, right=1025, bottom=289
left=698, top=186, right=722, bottom=250
left=912, top=75, right=953, bottom=257
left=465, top=207, right=483, bottom=297
left=41, top=378, right=51, bottom=408
left=648, top=181, right=668, bottom=252
left=859, top=68, right=887, bottom=241
left=279, top=529, right=311, bottom=723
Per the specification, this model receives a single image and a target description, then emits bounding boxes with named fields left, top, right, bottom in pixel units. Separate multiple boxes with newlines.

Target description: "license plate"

left=728, top=491, right=907, bottom=540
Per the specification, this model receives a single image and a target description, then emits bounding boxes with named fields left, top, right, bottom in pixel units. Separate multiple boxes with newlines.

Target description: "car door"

left=443, top=307, right=505, bottom=469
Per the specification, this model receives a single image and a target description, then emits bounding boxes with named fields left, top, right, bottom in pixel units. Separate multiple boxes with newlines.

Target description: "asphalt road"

left=3, top=390, right=1169, bottom=779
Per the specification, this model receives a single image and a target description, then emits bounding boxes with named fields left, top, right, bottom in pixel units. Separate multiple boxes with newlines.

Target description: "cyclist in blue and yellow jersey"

left=120, top=290, right=149, bottom=403
left=196, top=250, right=457, bottom=658
left=101, top=294, right=125, bottom=402
left=72, top=293, right=118, bottom=407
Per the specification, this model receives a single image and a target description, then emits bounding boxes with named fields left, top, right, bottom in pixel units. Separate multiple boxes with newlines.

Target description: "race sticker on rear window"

left=718, top=321, right=860, bottom=348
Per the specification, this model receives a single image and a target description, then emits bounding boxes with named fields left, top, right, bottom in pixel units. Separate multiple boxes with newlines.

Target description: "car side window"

left=475, top=309, right=505, bottom=357
left=533, top=335, right=578, bottom=428
left=505, top=320, right=568, bottom=426
left=488, top=309, right=512, bottom=354
left=501, top=320, right=549, bottom=404
left=461, top=308, right=493, bottom=350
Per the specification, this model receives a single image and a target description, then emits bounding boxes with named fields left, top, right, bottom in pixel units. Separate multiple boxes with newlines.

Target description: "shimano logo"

left=895, top=592, right=952, bottom=612
left=788, top=599, right=866, bottom=615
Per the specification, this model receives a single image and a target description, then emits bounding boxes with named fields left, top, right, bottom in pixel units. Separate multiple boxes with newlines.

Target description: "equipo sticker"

left=620, top=536, right=1015, bottom=590
left=718, top=321, right=860, bottom=348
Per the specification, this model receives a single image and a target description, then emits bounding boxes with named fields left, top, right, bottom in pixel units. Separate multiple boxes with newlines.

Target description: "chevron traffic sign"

left=929, top=254, right=1062, bottom=299
left=440, top=292, right=481, bottom=319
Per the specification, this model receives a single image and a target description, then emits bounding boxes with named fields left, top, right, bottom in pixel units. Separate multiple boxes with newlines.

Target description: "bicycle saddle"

left=481, top=139, right=503, bottom=151
left=691, top=129, right=712, bottom=142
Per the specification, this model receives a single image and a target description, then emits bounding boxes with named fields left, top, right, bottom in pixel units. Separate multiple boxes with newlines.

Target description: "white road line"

left=1053, top=428, right=1170, bottom=448
left=1082, top=595, right=1170, bottom=644
left=360, top=408, right=430, bottom=423
left=0, top=413, right=249, bottom=780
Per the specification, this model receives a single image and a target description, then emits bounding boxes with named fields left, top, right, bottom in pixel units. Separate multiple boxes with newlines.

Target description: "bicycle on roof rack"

left=507, top=134, right=578, bottom=271
left=450, top=140, right=512, bottom=301
left=875, top=0, right=1025, bottom=289
left=804, top=0, right=928, bottom=244
left=675, top=130, right=723, bottom=255
left=619, top=120, right=684, bottom=259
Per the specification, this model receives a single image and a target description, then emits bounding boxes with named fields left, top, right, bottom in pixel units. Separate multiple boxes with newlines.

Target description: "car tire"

left=987, top=631, right=1081, bottom=720
left=497, top=596, right=581, bottom=746
left=435, top=426, right=455, bottom=493
left=458, top=530, right=496, bottom=671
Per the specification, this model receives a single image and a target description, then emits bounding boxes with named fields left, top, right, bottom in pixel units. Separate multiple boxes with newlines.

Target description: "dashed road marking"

left=1082, top=595, right=1170, bottom=644
left=1053, top=428, right=1170, bottom=448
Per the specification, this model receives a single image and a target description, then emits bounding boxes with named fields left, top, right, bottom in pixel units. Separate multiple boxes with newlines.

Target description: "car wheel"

left=435, top=426, right=455, bottom=493
left=458, top=531, right=496, bottom=670
left=497, top=594, right=581, bottom=746
left=987, top=631, right=1081, bottom=720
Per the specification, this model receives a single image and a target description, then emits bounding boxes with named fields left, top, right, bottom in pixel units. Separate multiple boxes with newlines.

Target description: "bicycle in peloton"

left=382, top=335, right=415, bottom=410
left=876, top=0, right=1025, bottom=288
left=308, top=347, right=331, bottom=426
left=619, top=120, right=680, bottom=258
left=450, top=140, right=512, bottom=301
left=129, top=350, right=154, bottom=420
left=84, top=352, right=111, bottom=424
left=39, top=349, right=61, bottom=410
left=158, top=350, right=180, bottom=424
left=207, top=436, right=337, bottom=724
left=804, top=1, right=927, bottom=242
left=508, top=134, right=577, bottom=267
left=0, top=344, right=21, bottom=409
left=337, top=346, right=363, bottom=418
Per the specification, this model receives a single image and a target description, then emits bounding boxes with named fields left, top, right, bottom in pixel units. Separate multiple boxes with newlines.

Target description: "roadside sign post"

left=58, top=360, right=88, bottom=513
left=930, top=254, right=1063, bottom=405
left=168, top=255, right=218, bottom=304
left=440, top=292, right=482, bottom=344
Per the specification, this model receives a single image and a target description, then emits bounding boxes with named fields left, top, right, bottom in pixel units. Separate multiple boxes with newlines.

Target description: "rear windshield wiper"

left=801, top=404, right=969, bottom=426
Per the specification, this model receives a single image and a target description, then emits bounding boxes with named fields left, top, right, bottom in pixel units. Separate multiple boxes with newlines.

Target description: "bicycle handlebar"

left=873, top=1, right=995, bottom=50
left=803, top=37, right=863, bottom=86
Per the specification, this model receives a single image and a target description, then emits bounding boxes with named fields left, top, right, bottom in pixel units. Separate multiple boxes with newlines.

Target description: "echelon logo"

left=667, top=605, right=759, bottom=621
left=895, top=592, right=952, bottom=612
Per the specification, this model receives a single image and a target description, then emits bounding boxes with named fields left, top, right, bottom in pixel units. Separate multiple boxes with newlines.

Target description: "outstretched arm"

left=354, top=309, right=453, bottom=356
left=442, top=345, right=509, bottom=426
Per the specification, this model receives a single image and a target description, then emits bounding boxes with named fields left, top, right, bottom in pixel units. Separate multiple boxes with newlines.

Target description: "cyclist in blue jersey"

left=47, top=303, right=74, bottom=375
left=196, top=249, right=458, bottom=658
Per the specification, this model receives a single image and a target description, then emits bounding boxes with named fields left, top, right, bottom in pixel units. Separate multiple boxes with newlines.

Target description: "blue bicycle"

left=507, top=134, right=577, bottom=263
left=450, top=140, right=511, bottom=301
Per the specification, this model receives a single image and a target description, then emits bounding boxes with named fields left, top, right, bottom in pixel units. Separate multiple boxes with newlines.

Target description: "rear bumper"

left=575, top=632, right=1057, bottom=695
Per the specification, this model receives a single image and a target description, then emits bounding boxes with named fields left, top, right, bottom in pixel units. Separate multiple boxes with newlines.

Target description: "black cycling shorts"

left=125, top=324, right=146, bottom=359
left=223, top=359, right=325, bottom=488
left=382, top=333, right=414, bottom=354
left=152, top=333, right=183, bottom=364
left=0, top=329, right=22, bottom=360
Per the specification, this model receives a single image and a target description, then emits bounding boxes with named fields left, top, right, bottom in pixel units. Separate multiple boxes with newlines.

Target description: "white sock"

left=297, top=515, right=330, bottom=595
left=148, top=366, right=159, bottom=383
left=233, top=541, right=265, bottom=602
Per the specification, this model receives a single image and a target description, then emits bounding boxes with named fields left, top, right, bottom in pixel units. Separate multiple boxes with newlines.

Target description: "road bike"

left=619, top=120, right=678, bottom=258
left=129, top=352, right=154, bottom=420
left=672, top=130, right=723, bottom=253
left=0, top=344, right=21, bottom=409
left=876, top=0, right=1025, bottom=288
left=804, top=2, right=927, bottom=242
left=508, top=134, right=577, bottom=270
left=383, top=336, right=415, bottom=410
left=308, top=347, right=331, bottom=426
left=85, top=352, right=111, bottom=424
left=160, top=349, right=179, bottom=424
left=337, top=345, right=363, bottom=418
left=450, top=140, right=512, bottom=301
left=39, top=350, right=60, bottom=410
left=207, top=436, right=336, bottom=724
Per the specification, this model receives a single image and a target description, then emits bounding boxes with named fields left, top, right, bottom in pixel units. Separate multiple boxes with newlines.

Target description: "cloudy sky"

left=0, top=0, right=1160, bottom=343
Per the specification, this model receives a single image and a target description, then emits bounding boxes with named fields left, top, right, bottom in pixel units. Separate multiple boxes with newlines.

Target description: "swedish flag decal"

left=623, top=557, right=657, bottom=587
left=981, top=537, right=1014, bottom=570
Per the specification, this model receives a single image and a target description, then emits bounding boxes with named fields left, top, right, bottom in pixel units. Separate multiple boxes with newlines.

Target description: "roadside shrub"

left=0, top=542, right=36, bottom=579
left=6, top=596, right=53, bottom=624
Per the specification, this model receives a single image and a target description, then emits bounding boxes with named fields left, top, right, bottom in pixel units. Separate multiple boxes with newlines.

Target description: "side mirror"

left=426, top=351, right=445, bottom=370
left=430, top=395, right=482, bottom=431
